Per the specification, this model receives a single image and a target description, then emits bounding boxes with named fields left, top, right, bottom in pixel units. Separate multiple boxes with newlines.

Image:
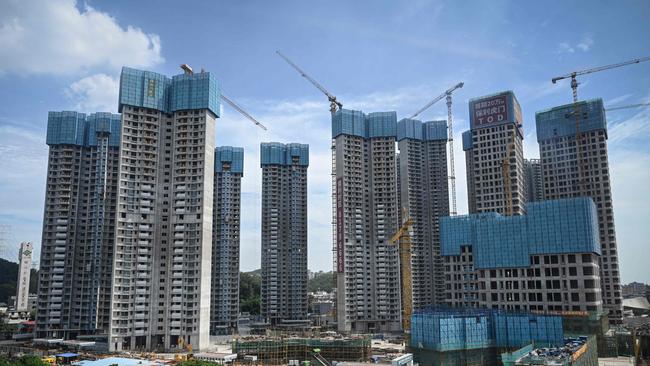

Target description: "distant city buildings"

left=463, top=91, right=526, bottom=215
left=332, top=109, right=401, bottom=333
left=396, top=119, right=449, bottom=308
left=524, top=158, right=543, bottom=202
left=16, top=242, right=33, bottom=313
left=109, top=66, right=219, bottom=351
left=37, top=111, right=121, bottom=339
left=441, top=197, right=603, bottom=313
left=211, top=146, right=244, bottom=335
left=622, top=282, right=649, bottom=298
left=260, top=142, right=309, bottom=326
left=536, top=98, right=623, bottom=323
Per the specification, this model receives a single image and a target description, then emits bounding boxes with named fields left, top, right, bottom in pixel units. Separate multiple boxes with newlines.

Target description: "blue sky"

left=1, top=0, right=649, bottom=282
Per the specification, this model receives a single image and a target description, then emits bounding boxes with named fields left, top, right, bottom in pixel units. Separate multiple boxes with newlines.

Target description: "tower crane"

left=606, top=102, right=650, bottom=112
left=276, top=51, right=343, bottom=115
left=389, top=208, right=414, bottom=332
left=179, top=64, right=267, bottom=130
left=220, top=94, right=267, bottom=130
left=551, top=57, right=650, bottom=195
left=409, top=82, right=464, bottom=216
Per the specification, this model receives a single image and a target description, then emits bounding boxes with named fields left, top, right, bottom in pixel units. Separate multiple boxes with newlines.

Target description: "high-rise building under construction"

left=396, top=119, right=449, bottom=308
left=211, top=146, right=243, bottom=335
left=524, top=158, right=544, bottom=202
left=37, top=111, right=121, bottom=339
left=260, top=142, right=309, bottom=326
left=109, top=66, right=219, bottom=351
left=463, top=91, right=526, bottom=215
left=536, top=99, right=622, bottom=323
left=332, top=109, right=401, bottom=333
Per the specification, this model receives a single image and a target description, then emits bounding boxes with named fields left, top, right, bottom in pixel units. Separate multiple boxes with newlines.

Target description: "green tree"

left=308, top=271, right=334, bottom=293
left=0, top=356, right=48, bottom=366
left=239, top=271, right=260, bottom=315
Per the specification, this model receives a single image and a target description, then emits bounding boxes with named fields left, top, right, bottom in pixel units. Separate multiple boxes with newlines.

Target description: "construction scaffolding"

left=410, top=307, right=564, bottom=353
left=232, top=336, right=371, bottom=365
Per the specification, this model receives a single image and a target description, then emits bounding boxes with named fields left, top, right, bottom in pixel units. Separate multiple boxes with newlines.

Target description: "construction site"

left=231, top=335, right=373, bottom=365
left=408, top=307, right=566, bottom=365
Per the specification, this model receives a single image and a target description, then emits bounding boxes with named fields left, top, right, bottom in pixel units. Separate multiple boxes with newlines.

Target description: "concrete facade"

left=463, top=91, right=526, bottom=215
left=524, top=158, right=544, bottom=202
left=37, top=111, right=121, bottom=339
left=260, top=142, right=308, bottom=325
left=211, top=146, right=243, bottom=335
left=332, top=109, right=401, bottom=333
left=109, top=67, right=219, bottom=351
left=536, top=99, right=622, bottom=323
left=16, top=242, right=33, bottom=312
left=396, top=119, right=449, bottom=308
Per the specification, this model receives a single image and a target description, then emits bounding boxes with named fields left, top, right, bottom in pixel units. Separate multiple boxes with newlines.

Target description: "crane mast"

left=501, top=127, right=517, bottom=216
left=409, top=82, right=464, bottom=216
left=276, top=50, right=342, bottom=115
left=446, top=94, right=458, bottom=216
left=389, top=208, right=414, bottom=332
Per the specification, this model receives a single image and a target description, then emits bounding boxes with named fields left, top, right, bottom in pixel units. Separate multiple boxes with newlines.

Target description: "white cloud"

left=0, top=0, right=163, bottom=75
left=557, top=42, right=575, bottom=54
left=576, top=36, right=594, bottom=52
left=556, top=36, right=595, bottom=55
left=66, top=74, right=119, bottom=113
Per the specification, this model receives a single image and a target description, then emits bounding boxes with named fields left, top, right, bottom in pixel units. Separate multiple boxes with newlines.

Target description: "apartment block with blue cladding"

left=37, top=110, right=121, bottom=340
left=111, top=66, right=218, bottom=352
left=536, top=98, right=622, bottom=324
left=260, top=142, right=309, bottom=325
left=212, top=146, right=244, bottom=335
left=331, top=108, right=397, bottom=138
left=47, top=111, right=121, bottom=147
left=397, top=119, right=448, bottom=141
left=215, top=146, right=244, bottom=174
left=535, top=99, right=606, bottom=140
left=332, top=108, right=402, bottom=333
left=118, top=66, right=220, bottom=117
left=396, top=118, right=449, bottom=308
left=441, top=198, right=603, bottom=314
left=260, top=142, right=309, bottom=166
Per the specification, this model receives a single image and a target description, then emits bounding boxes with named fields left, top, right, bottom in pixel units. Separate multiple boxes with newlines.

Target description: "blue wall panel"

left=536, top=99, right=606, bottom=141
left=47, top=111, right=121, bottom=147
left=119, top=67, right=221, bottom=117
left=441, top=198, right=600, bottom=269
left=260, top=142, right=309, bottom=166
left=411, top=308, right=564, bottom=352
left=215, top=146, right=244, bottom=174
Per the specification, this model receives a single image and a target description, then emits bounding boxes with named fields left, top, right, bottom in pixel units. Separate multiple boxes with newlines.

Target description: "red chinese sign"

left=472, top=95, right=509, bottom=127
